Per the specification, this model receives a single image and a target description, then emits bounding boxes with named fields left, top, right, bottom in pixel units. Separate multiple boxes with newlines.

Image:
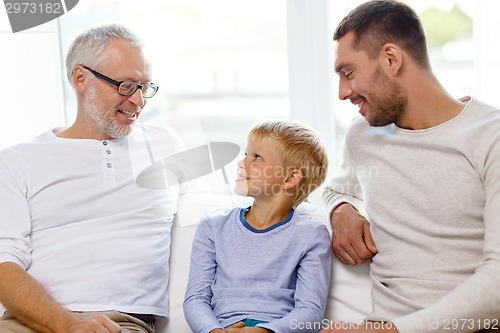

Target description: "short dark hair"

left=334, top=0, right=430, bottom=70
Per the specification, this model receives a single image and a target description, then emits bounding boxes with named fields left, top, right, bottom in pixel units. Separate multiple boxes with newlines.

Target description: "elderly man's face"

left=82, top=39, right=152, bottom=139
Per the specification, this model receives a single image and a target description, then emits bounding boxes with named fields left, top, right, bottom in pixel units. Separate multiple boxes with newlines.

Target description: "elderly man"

left=0, top=24, right=205, bottom=333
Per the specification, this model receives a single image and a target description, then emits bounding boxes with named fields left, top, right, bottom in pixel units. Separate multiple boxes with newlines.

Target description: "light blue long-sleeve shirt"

left=183, top=207, right=332, bottom=333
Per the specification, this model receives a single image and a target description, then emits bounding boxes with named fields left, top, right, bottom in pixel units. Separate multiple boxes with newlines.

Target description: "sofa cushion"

left=0, top=194, right=372, bottom=332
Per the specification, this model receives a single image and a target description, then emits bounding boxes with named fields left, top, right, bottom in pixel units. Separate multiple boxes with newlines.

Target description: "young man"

left=321, top=1, right=500, bottom=333
left=0, top=24, right=206, bottom=333
left=184, top=120, right=332, bottom=333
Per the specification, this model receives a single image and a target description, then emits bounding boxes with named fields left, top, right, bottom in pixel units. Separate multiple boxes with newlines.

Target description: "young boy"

left=184, top=120, right=332, bottom=333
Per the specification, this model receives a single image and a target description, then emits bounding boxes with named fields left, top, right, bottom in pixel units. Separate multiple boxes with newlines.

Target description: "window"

left=1, top=0, right=499, bottom=201
left=0, top=18, right=65, bottom=148
left=57, top=0, right=291, bottom=195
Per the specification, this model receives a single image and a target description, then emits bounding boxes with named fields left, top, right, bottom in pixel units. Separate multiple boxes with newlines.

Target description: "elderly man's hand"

left=65, top=315, right=122, bottom=333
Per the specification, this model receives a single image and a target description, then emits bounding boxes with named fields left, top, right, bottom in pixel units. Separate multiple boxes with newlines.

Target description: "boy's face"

left=234, top=135, right=287, bottom=200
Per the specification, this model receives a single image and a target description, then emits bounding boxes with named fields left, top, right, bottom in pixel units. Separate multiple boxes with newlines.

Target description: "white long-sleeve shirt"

left=0, top=124, right=205, bottom=317
left=323, top=97, right=500, bottom=333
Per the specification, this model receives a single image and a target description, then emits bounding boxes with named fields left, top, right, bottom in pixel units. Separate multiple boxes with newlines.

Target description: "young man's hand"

left=330, top=203, right=377, bottom=265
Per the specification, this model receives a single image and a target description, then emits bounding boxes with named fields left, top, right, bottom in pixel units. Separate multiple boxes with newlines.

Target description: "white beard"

left=84, top=86, right=134, bottom=139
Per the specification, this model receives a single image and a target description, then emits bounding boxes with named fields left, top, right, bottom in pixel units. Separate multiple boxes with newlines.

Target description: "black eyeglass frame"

left=82, top=65, right=159, bottom=98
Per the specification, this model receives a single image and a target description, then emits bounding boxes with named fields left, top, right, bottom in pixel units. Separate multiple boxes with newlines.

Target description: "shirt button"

left=103, top=141, right=108, bottom=146
left=107, top=163, right=112, bottom=168
left=106, top=150, right=111, bottom=154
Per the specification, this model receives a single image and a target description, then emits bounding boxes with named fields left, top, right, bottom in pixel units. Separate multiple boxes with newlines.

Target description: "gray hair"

left=65, top=24, right=143, bottom=87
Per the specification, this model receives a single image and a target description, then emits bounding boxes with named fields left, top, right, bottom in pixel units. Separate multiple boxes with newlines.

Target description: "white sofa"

left=0, top=194, right=373, bottom=332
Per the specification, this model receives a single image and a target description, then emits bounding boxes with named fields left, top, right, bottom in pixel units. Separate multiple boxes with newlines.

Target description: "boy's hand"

left=225, top=327, right=272, bottom=333
left=226, top=322, right=245, bottom=329
left=222, top=322, right=273, bottom=333
left=210, top=321, right=274, bottom=333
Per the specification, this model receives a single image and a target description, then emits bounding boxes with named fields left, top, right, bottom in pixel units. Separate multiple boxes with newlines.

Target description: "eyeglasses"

left=82, top=66, right=159, bottom=98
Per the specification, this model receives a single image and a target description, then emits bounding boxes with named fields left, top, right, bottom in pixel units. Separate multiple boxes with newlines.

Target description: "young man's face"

left=334, top=32, right=406, bottom=127
left=81, top=39, right=152, bottom=139
left=235, top=135, right=286, bottom=200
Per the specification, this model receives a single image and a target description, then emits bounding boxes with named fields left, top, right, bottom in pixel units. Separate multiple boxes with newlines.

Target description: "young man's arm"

left=320, top=172, right=500, bottom=333
left=390, top=134, right=500, bottom=333
left=0, top=262, right=121, bottom=333
left=322, top=130, right=377, bottom=265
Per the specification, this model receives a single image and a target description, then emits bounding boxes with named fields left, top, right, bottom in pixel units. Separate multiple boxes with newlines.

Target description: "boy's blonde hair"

left=249, top=120, right=328, bottom=207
